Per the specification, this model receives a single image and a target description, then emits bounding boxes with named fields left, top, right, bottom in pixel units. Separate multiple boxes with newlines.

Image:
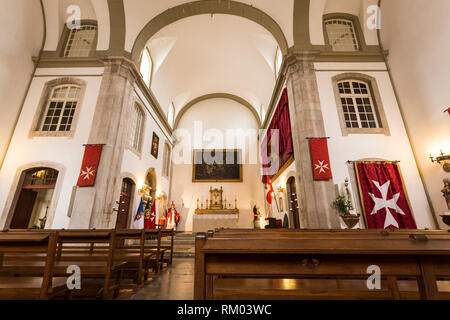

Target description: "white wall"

left=0, top=68, right=103, bottom=229
left=315, top=62, right=434, bottom=229
left=381, top=0, right=450, bottom=228
left=120, top=85, right=174, bottom=225
left=171, top=98, right=265, bottom=231
left=0, top=0, right=44, bottom=168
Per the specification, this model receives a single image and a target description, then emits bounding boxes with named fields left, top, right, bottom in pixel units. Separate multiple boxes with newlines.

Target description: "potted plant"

left=332, top=195, right=360, bottom=229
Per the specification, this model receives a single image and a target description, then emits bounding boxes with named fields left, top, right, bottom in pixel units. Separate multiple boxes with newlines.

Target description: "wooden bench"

left=4, top=229, right=126, bottom=299
left=0, top=232, right=70, bottom=300
left=195, top=230, right=450, bottom=300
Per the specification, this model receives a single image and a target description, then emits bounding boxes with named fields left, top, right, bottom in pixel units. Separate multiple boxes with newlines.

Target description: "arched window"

left=274, top=47, right=283, bottom=78
left=63, top=22, right=98, bottom=57
left=168, top=103, right=175, bottom=128
left=140, top=48, right=153, bottom=87
left=129, top=103, right=145, bottom=152
left=332, top=74, right=390, bottom=136
left=324, top=18, right=359, bottom=52
left=338, top=80, right=379, bottom=129
left=162, top=143, right=172, bottom=178
left=40, top=84, right=81, bottom=132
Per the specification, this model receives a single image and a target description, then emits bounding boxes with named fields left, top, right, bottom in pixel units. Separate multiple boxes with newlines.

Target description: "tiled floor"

left=132, top=258, right=194, bottom=300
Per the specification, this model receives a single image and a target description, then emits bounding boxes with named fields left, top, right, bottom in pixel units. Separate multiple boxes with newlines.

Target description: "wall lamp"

left=430, top=150, right=450, bottom=172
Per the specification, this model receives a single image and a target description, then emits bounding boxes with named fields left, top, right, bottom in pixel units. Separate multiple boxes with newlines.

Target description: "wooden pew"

left=195, top=230, right=450, bottom=300
left=4, top=229, right=126, bottom=299
left=0, top=232, right=70, bottom=300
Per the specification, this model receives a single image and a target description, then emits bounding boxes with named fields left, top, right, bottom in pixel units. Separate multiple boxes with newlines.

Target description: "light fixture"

left=429, top=150, right=450, bottom=172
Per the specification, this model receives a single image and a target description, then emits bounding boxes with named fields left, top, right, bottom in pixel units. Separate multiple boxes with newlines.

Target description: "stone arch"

left=130, top=0, right=289, bottom=64
left=0, top=161, right=66, bottom=230
left=173, top=93, right=261, bottom=129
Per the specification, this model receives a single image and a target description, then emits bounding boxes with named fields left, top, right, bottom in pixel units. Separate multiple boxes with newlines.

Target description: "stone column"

left=69, top=57, right=138, bottom=229
left=285, top=52, right=340, bottom=229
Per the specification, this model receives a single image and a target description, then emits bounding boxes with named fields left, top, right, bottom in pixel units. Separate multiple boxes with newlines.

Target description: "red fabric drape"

left=261, top=88, right=293, bottom=179
left=263, top=88, right=293, bottom=155
left=355, top=162, right=417, bottom=229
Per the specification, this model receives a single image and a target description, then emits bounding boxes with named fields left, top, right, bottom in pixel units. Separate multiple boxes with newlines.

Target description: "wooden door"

left=115, top=179, right=133, bottom=230
left=287, top=177, right=300, bottom=229
left=10, top=189, right=38, bottom=229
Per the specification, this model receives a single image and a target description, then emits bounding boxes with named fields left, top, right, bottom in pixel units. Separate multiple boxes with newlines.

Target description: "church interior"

left=0, top=0, right=449, bottom=302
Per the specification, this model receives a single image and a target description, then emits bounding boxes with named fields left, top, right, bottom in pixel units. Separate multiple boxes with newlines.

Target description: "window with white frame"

left=129, top=104, right=145, bottom=152
left=64, top=23, right=97, bottom=57
left=162, top=143, right=172, bottom=178
left=274, top=47, right=283, bottom=78
left=168, top=103, right=175, bottom=128
left=140, top=48, right=153, bottom=87
left=324, top=18, right=359, bottom=52
left=338, top=80, right=379, bottom=129
left=40, top=85, right=81, bottom=132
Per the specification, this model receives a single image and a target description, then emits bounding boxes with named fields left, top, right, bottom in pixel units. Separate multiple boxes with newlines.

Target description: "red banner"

left=309, top=139, right=332, bottom=180
left=76, top=145, right=103, bottom=187
left=266, top=175, right=274, bottom=204
left=355, top=162, right=417, bottom=229
left=145, top=200, right=156, bottom=230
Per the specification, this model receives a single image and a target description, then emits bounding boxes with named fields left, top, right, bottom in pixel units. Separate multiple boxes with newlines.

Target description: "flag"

left=445, top=108, right=450, bottom=116
left=77, top=145, right=103, bottom=187
left=144, top=198, right=152, bottom=229
left=148, top=200, right=157, bottom=230
left=309, top=139, right=332, bottom=180
left=133, top=197, right=144, bottom=229
left=266, top=175, right=274, bottom=204
left=355, top=162, right=417, bottom=229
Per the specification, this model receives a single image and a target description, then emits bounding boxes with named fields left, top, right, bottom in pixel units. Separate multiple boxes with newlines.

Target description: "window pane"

left=337, top=80, right=380, bottom=131
left=64, top=25, right=97, bottom=57
left=325, top=19, right=359, bottom=52
left=129, top=104, right=144, bottom=151
left=40, top=85, right=80, bottom=133
left=140, top=49, right=152, bottom=87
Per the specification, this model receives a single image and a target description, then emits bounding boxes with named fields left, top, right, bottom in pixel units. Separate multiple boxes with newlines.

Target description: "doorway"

left=287, top=177, right=300, bottom=229
left=10, top=168, right=58, bottom=229
left=115, top=178, right=134, bottom=230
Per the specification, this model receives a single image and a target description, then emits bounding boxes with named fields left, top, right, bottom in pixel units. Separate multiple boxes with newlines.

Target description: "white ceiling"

left=147, top=14, right=279, bottom=117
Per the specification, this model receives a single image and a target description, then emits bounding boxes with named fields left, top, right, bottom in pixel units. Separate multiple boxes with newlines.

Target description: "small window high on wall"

left=324, top=18, right=359, bottom=52
left=140, top=48, right=153, bottom=87
left=162, top=143, right=172, bottom=178
left=64, top=23, right=98, bottom=57
left=168, top=103, right=175, bottom=128
left=274, top=47, right=283, bottom=78
left=129, top=104, right=145, bottom=153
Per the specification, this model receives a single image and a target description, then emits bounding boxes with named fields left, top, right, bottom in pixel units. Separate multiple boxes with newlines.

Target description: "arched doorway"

left=10, top=168, right=59, bottom=229
left=287, top=177, right=300, bottom=229
left=115, top=178, right=135, bottom=230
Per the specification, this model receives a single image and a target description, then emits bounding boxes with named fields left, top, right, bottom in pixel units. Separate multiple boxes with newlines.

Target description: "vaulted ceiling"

left=147, top=14, right=278, bottom=119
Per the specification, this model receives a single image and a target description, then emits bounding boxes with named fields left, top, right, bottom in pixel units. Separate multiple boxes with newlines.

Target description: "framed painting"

left=151, top=132, right=159, bottom=159
left=192, top=149, right=243, bottom=183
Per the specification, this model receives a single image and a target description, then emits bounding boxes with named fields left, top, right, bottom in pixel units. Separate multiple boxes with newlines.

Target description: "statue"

left=166, top=201, right=180, bottom=229
left=443, top=178, right=450, bottom=211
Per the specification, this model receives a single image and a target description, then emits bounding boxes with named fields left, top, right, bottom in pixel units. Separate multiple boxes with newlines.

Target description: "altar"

left=192, top=187, right=240, bottom=233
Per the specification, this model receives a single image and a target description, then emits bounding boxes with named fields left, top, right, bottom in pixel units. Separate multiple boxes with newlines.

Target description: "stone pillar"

left=285, top=52, right=340, bottom=229
left=69, top=57, right=138, bottom=229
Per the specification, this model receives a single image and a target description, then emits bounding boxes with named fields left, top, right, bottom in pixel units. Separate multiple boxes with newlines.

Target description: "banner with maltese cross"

left=76, top=145, right=103, bottom=187
left=355, top=162, right=417, bottom=229
left=309, top=138, right=333, bottom=180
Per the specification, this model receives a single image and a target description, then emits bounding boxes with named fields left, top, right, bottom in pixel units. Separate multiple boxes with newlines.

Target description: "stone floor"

left=131, top=258, right=195, bottom=300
